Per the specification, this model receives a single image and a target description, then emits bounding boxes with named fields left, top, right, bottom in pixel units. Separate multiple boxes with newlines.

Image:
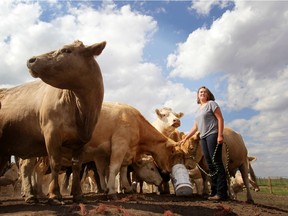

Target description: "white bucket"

left=171, top=164, right=193, bottom=196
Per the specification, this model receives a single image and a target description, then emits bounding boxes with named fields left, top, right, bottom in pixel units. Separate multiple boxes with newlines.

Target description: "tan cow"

left=230, top=157, right=260, bottom=199
left=77, top=102, right=178, bottom=195
left=21, top=102, right=177, bottom=197
left=0, top=40, right=105, bottom=204
left=182, top=127, right=257, bottom=203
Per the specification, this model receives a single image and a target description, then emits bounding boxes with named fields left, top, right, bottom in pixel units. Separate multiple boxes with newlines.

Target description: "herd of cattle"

left=0, top=40, right=259, bottom=206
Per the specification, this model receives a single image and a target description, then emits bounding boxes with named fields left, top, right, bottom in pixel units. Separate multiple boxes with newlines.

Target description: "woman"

left=179, top=86, right=228, bottom=201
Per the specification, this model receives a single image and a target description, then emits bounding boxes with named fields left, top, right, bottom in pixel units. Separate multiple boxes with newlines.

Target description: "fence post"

left=268, top=177, right=273, bottom=194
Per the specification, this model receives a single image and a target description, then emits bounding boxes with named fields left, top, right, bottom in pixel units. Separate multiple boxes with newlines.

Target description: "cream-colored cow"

left=152, top=108, right=184, bottom=194
left=152, top=107, right=184, bottom=138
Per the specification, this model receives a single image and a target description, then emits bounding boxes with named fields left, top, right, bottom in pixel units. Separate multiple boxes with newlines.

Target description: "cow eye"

left=61, top=48, right=72, bottom=54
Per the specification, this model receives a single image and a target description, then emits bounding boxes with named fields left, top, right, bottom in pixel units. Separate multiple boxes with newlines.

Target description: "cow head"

left=151, top=138, right=181, bottom=174
left=27, top=40, right=106, bottom=90
left=181, top=132, right=203, bottom=169
left=133, top=155, right=163, bottom=186
left=155, top=107, right=184, bottom=132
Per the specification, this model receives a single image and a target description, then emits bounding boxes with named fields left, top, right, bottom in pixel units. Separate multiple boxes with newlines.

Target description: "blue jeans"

left=201, top=133, right=228, bottom=198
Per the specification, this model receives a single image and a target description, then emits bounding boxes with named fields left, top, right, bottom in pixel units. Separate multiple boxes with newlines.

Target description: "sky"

left=0, top=0, right=287, bottom=178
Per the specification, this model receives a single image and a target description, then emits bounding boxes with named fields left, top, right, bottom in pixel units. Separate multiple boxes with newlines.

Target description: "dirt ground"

left=1, top=184, right=288, bottom=216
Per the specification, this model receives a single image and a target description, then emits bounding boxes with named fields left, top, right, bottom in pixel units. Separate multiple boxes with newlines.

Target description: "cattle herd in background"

left=0, top=40, right=259, bottom=206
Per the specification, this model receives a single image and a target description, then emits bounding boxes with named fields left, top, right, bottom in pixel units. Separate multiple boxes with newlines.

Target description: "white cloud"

left=168, top=1, right=288, bottom=177
left=189, top=0, right=232, bottom=15
left=0, top=0, right=193, bottom=123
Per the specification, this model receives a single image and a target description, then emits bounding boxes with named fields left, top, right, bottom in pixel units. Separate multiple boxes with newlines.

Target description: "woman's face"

left=198, top=88, right=208, bottom=102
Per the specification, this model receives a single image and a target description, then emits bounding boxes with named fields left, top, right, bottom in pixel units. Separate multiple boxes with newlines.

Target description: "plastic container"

left=171, top=164, right=193, bottom=196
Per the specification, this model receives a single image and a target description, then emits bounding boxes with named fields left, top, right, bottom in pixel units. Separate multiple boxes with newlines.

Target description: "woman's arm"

left=214, top=107, right=224, bottom=144
left=179, top=121, right=198, bottom=145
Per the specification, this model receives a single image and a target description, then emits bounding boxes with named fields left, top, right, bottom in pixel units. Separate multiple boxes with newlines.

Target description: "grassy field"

left=237, top=177, right=288, bottom=210
left=256, top=177, right=288, bottom=196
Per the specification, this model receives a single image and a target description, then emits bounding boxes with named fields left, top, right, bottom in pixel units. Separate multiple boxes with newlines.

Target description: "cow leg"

left=61, top=167, right=72, bottom=194
left=42, top=129, right=63, bottom=205
left=20, top=158, right=38, bottom=203
left=158, top=172, right=170, bottom=194
left=80, top=164, right=88, bottom=192
left=90, top=162, right=103, bottom=193
left=239, top=163, right=254, bottom=204
left=106, top=139, right=129, bottom=195
left=71, top=149, right=84, bottom=203
left=248, top=162, right=260, bottom=192
left=106, top=161, right=121, bottom=194
left=0, top=156, right=11, bottom=176
left=33, top=158, right=50, bottom=198
left=47, top=158, right=62, bottom=204
left=94, top=158, right=108, bottom=192
left=120, top=166, right=133, bottom=193
left=139, top=181, right=144, bottom=193
left=131, top=171, right=138, bottom=193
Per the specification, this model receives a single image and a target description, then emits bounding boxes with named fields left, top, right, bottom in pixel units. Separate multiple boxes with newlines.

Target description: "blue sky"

left=1, top=0, right=288, bottom=178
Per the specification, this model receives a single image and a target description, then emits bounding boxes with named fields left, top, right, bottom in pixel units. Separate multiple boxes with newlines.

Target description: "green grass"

left=256, top=177, right=288, bottom=196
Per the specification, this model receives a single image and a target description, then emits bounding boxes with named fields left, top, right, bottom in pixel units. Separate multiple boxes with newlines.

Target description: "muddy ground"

left=0, top=183, right=288, bottom=216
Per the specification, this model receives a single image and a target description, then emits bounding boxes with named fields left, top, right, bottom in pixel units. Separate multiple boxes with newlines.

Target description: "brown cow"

left=182, top=127, right=257, bottom=203
left=0, top=40, right=105, bottom=204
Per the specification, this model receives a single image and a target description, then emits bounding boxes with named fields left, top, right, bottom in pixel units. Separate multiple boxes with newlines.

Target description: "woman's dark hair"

left=197, top=86, right=215, bottom=104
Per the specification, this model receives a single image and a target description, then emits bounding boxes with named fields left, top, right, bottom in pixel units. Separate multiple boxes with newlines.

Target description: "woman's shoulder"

left=208, top=100, right=219, bottom=108
left=208, top=100, right=218, bottom=105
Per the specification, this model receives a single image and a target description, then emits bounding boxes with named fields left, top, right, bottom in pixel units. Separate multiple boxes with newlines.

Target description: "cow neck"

left=68, top=74, right=104, bottom=143
left=138, top=115, right=168, bottom=148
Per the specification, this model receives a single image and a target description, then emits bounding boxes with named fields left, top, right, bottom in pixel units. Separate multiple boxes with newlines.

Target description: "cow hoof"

left=107, top=194, right=118, bottom=200
left=73, top=196, right=87, bottom=204
left=246, top=199, right=254, bottom=204
left=48, top=198, right=65, bottom=205
left=96, top=189, right=104, bottom=193
left=25, top=196, right=39, bottom=204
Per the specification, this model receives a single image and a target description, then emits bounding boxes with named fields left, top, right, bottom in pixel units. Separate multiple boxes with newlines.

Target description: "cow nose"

left=27, top=57, right=37, bottom=68
left=28, top=57, right=36, bottom=64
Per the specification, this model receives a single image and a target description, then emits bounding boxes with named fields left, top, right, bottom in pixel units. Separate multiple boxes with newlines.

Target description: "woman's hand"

left=217, top=134, right=224, bottom=144
left=178, top=139, right=187, bottom=146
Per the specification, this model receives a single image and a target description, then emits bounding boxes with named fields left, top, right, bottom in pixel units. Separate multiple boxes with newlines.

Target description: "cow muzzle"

left=172, top=119, right=181, bottom=128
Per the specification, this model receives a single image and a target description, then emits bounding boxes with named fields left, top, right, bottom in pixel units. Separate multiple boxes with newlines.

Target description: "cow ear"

left=155, top=109, right=162, bottom=118
left=195, top=131, right=200, bottom=140
left=134, top=160, right=144, bottom=167
left=248, top=156, right=257, bottom=162
left=85, top=41, right=106, bottom=56
left=177, top=112, right=184, bottom=118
